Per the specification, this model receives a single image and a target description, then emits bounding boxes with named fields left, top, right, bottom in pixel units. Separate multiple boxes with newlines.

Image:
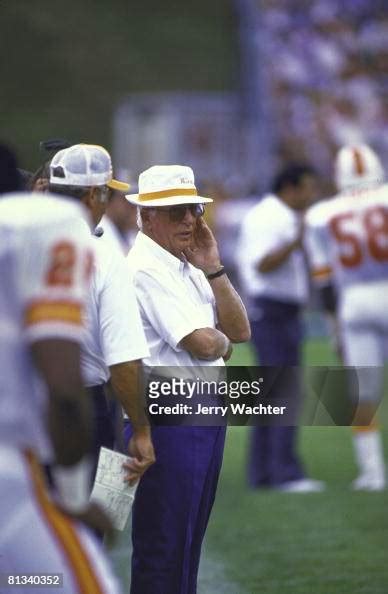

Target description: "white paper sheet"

left=90, top=447, right=138, bottom=530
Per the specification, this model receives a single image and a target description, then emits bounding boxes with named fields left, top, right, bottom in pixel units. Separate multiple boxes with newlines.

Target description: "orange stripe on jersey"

left=25, top=452, right=105, bottom=594
left=312, top=266, right=332, bottom=280
left=353, top=148, right=365, bottom=176
left=25, top=301, right=82, bottom=327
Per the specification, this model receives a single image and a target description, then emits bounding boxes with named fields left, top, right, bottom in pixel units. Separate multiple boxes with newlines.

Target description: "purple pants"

left=124, top=424, right=226, bottom=594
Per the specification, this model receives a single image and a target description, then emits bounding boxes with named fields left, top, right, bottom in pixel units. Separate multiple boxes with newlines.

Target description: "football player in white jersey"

left=0, top=145, right=122, bottom=593
left=305, top=144, right=387, bottom=491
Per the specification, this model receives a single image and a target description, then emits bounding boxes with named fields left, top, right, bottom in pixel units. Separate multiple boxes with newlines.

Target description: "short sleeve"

left=19, top=218, right=93, bottom=343
left=98, top=252, right=150, bottom=366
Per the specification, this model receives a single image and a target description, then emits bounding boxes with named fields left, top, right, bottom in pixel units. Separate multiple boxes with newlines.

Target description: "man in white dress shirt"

left=124, top=165, right=250, bottom=594
left=237, top=163, right=324, bottom=492
left=48, top=144, right=154, bottom=485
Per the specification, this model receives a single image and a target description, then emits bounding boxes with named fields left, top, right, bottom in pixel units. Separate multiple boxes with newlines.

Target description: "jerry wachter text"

left=148, top=403, right=286, bottom=416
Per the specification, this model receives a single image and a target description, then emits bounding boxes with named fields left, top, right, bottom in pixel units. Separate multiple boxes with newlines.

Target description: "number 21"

left=46, top=241, right=93, bottom=286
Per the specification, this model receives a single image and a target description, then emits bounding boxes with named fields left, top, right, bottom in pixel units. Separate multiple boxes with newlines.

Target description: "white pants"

left=339, top=281, right=388, bottom=402
left=0, top=446, right=121, bottom=594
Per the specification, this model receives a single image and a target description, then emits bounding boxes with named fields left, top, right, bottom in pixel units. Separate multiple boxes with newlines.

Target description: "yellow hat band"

left=138, top=188, right=198, bottom=202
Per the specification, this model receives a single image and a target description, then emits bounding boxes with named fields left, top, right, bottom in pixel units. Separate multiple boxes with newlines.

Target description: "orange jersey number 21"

left=46, top=242, right=93, bottom=286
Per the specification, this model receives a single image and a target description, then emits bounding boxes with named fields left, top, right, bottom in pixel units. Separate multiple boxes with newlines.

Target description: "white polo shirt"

left=81, top=227, right=149, bottom=386
left=236, top=194, right=309, bottom=305
left=127, top=232, right=224, bottom=368
left=99, top=214, right=134, bottom=256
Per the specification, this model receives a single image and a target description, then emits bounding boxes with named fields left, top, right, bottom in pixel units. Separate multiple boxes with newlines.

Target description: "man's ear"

left=81, top=187, right=95, bottom=209
left=141, top=208, right=152, bottom=229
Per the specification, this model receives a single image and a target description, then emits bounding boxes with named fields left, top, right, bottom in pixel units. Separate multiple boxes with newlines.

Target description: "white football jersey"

left=305, top=183, right=388, bottom=289
left=0, top=193, right=93, bottom=461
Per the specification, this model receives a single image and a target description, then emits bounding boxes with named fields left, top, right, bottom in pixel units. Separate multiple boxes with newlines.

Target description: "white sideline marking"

left=108, top=523, right=248, bottom=593
left=198, top=549, right=249, bottom=594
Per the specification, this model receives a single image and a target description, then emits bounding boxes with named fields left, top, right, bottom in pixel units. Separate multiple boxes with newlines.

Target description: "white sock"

left=353, top=430, right=385, bottom=481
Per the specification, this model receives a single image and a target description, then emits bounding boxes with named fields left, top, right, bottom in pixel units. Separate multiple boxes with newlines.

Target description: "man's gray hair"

left=136, top=206, right=143, bottom=230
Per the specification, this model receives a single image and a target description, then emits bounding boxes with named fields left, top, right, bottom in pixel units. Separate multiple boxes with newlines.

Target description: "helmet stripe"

left=353, top=148, right=365, bottom=175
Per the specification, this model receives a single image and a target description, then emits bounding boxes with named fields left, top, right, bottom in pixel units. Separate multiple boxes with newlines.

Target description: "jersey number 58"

left=330, top=206, right=388, bottom=268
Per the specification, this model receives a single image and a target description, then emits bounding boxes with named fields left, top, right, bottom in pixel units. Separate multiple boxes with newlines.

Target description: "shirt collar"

left=135, top=231, right=189, bottom=275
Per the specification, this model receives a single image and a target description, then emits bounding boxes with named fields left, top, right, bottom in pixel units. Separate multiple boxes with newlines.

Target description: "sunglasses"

left=153, top=203, right=205, bottom=223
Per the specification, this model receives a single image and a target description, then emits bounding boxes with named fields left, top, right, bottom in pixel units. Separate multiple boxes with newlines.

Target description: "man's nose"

left=182, top=207, right=196, bottom=223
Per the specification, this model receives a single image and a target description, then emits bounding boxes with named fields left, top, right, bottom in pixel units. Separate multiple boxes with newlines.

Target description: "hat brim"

left=108, top=178, right=130, bottom=192
left=125, top=194, right=213, bottom=207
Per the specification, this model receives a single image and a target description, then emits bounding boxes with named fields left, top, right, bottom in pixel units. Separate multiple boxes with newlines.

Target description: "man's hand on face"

left=183, top=218, right=222, bottom=274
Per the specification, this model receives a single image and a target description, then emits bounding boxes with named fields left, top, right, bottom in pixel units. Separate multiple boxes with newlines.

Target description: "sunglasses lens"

left=169, top=204, right=205, bottom=222
left=162, top=204, right=205, bottom=222
left=169, top=206, right=186, bottom=222
left=194, top=204, right=205, bottom=217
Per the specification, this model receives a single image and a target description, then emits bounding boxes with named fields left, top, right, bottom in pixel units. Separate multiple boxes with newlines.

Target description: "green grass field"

left=109, top=339, right=388, bottom=593
left=203, top=427, right=388, bottom=594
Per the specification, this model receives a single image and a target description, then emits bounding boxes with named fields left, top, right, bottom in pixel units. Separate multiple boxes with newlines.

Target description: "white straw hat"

left=50, top=144, right=129, bottom=191
left=125, top=165, right=213, bottom=207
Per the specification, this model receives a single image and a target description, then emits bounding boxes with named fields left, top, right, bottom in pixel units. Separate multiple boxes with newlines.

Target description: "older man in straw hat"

left=124, top=165, right=250, bottom=594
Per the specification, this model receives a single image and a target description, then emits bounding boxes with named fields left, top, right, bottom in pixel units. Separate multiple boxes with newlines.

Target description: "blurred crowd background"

left=3, top=1, right=387, bottom=182
left=1, top=0, right=387, bottom=288
left=259, top=0, right=388, bottom=190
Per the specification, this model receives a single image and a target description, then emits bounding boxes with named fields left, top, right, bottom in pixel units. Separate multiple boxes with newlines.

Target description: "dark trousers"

left=89, top=384, right=117, bottom=540
left=89, top=384, right=116, bottom=484
left=124, top=423, right=226, bottom=594
left=248, top=297, right=305, bottom=487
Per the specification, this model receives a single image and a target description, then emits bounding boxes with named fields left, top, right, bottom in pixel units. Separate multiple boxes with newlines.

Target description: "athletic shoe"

left=351, top=474, right=386, bottom=492
left=276, top=478, right=326, bottom=493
